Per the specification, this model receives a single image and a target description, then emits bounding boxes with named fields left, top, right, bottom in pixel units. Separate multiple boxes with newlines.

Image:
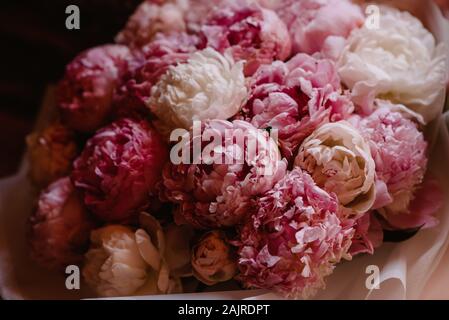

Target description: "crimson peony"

left=72, top=118, right=168, bottom=222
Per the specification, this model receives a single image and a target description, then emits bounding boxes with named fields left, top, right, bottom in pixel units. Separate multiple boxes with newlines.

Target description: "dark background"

left=0, top=0, right=142, bottom=178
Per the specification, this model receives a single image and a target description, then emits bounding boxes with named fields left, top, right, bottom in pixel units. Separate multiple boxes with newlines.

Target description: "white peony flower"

left=294, top=121, right=376, bottom=216
left=83, top=214, right=193, bottom=297
left=338, top=6, right=447, bottom=124
left=149, top=48, right=247, bottom=135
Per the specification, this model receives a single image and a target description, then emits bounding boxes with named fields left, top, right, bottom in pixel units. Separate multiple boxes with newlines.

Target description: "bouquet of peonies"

left=24, top=0, right=448, bottom=299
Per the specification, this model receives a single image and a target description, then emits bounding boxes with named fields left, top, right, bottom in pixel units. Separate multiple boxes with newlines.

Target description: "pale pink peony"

left=201, top=1, right=291, bottom=76
left=175, top=0, right=226, bottom=33
left=238, top=53, right=354, bottom=160
left=115, top=0, right=186, bottom=48
left=72, top=118, right=168, bottom=223
left=350, top=104, right=432, bottom=228
left=381, top=176, right=442, bottom=230
left=349, top=212, right=383, bottom=256
left=294, top=121, right=376, bottom=216
left=113, top=32, right=200, bottom=118
left=162, top=119, right=287, bottom=229
left=275, top=0, right=364, bottom=56
left=57, top=44, right=132, bottom=132
left=28, top=177, right=95, bottom=270
left=236, top=168, right=354, bottom=299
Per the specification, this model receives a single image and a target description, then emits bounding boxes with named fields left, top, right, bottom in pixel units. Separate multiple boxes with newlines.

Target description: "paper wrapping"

left=1, top=0, right=448, bottom=300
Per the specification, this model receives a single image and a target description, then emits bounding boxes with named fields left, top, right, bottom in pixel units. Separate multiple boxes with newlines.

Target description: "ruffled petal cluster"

left=162, top=119, right=287, bottom=229
left=237, top=168, right=354, bottom=299
left=351, top=104, right=428, bottom=221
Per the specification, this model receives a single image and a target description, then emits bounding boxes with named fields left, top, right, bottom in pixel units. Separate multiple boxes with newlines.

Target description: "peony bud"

left=192, top=231, right=237, bottom=286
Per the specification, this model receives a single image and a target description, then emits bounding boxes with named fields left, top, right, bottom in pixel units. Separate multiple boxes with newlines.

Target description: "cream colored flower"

left=338, top=6, right=447, bottom=124
left=83, top=213, right=193, bottom=297
left=149, top=48, right=247, bottom=135
left=294, top=121, right=375, bottom=215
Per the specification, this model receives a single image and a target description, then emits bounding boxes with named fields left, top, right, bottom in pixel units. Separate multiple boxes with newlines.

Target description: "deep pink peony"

left=57, top=44, right=132, bottom=132
left=238, top=53, right=354, bottom=160
left=236, top=168, right=354, bottom=298
left=350, top=104, right=435, bottom=229
left=201, top=1, right=291, bottom=76
left=162, top=119, right=287, bottom=229
left=28, top=177, right=95, bottom=270
left=349, top=212, right=383, bottom=256
left=115, top=0, right=187, bottom=48
left=113, top=32, right=200, bottom=118
left=72, top=118, right=168, bottom=223
left=275, top=0, right=364, bottom=57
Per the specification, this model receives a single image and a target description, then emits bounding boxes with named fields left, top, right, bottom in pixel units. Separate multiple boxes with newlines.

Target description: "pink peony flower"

left=162, top=119, right=287, bottom=229
left=350, top=104, right=433, bottom=228
left=238, top=53, right=354, bottom=160
left=201, top=1, right=291, bottom=76
left=113, top=32, right=200, bottom=118
left=72, top=118, right=168, bottom=223
left=115, top=0, right=186, bottom=48
left=236, top=168, right=354, bottom=299
left=57, top=44, right=132, bottom=132
left=381, top=176, right=442, bottom=230
left=28, top=177, right=95, bottom=270
left=275, top=0, right=364, bottom=56
left=349, top=212, right=383, bottom=256
left=179, top=0, right=226, bottom=32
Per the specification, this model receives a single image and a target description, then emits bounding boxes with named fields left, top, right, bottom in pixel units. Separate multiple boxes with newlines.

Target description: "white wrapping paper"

left=0, top=0, right=448, bottom=300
